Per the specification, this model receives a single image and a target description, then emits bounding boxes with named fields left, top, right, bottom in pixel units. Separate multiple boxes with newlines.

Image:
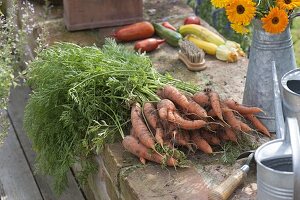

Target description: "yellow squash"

left=179, top=24, right=225, bottom=46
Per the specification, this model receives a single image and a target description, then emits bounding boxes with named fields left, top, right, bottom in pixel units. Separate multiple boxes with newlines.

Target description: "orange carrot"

left=140, top=157, right=146, bottom=165
left=172, top=112, right=207, bottom=130
left=208, top=91, right=223, bottom=121
left=201, top=130, right=221, bottom=145
left=157, top=99, right=176, bottom=121
left=192, top=92, right=210, bottom=107
left=185, top=99, right=208, bottom=118
left=122, top=135, right=177, bottom=166
left=207, top=109, right=217, bottom=117
left=219, top=130, right=230, bottom=141
left=131, top=103, right=156, bottom=150
left=224, top=99, right=263, bottom=115
left=159, top=85, right=207, bottom=118
left=222, top=107, right=241, bottom=131
left=157, top=99, right=207, bottom=130
left=191, top=132, right=213, bottom=153
left=159, top=85, right=189, bottom=106
left=207, top=107, right=232, bottom=118
left=224, top=127, right=238, bottom=143
left=143, top=102, right=158, bottom=129
left=130, top=127, right=137, bottom=138
left=240, top=121, right=253, bottom=133
left=170, top=130, right=193, bottom=151
left=245, top=114, right=271, bottom=137
left=206, top=122, right=222, bottom=131
left=155, top=125, right=164, bottom=146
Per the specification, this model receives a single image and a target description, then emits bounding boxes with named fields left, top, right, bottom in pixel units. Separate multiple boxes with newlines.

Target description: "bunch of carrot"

left=123, top=85, right=270, bottom=166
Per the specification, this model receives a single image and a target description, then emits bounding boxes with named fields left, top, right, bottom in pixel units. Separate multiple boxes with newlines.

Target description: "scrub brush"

left=178, top=40, right=206, bottom=71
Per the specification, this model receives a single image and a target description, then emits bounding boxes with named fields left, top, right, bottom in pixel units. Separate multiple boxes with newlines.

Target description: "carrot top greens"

left=24, top=39, right=199, bottom=194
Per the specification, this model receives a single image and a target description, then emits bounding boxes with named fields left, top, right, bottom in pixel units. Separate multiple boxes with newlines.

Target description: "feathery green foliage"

left=24, top=39, right=199, bottom=194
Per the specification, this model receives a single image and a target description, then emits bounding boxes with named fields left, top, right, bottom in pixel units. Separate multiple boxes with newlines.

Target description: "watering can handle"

left=286, top=117, right=300, bottom=199
left=290, top=12, right=300, bottom=20
left=272, top=61, right=285, bottom=139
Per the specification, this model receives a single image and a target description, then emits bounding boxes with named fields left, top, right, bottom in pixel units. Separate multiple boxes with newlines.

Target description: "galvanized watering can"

left=242, top=19, right=298, bottom=132
left=255, top=61, right=300, bottom=200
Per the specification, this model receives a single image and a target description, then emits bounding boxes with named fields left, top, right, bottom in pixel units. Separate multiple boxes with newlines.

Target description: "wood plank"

left=0, top=125, right=43, bottom=200
left=8, top=85, right=85, bottom=200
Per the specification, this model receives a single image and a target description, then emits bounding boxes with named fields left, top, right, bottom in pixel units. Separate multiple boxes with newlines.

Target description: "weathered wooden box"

left=63, top=0, right=143, bottom=31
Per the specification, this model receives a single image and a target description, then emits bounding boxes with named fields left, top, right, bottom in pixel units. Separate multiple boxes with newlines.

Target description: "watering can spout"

left=272, top=61, right=285, bottom=139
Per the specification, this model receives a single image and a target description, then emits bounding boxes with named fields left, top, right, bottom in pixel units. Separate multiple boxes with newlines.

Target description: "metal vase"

left=242, top=19, right=297, bottom=132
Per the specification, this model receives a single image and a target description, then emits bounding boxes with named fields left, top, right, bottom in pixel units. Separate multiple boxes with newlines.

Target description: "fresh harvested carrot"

left=159, top=85, right=208, bottom=118
left=224, top=127, right=238, bottom=143
left=224, top=99, right=263, bottom=115
left=185, top=99, right=208, bottom=118
left=172, top=112, right=207, bottom=130
left=219, top=130, right=230, bottom=141
left=143, top=102, right=159, bottom=129
left=170, top=130, right=193, bottom=151
left=130, top=128, right=137, bottom=138
left=181, top=130, right=191, bottom=143
left=207, top=107, right=232, bottom=118
left=157, top=99, right=176, bottom=121
left=131, top=103, right=155, bottom=150
left=207, top=109, right=217, bottom=117
left=192, top=92, right=210, bottom=107
left=159, top=85, right=189, bottom=107
left=240, top=121, right=253, bottom=133
left=191, top=132, right=213, bottom=153
left=155, top=125, right=164, bottom=147
left=222, top=107, right=241, bottom=131
left=140, top=157, right=146, bottom=165
left=157, top=99, right=207, bottom=130
left=122, top=135, right=177, bottom=166
left=201, top=130, right=221, bottom=145
left=162, top=21, right=177, bottom=31
left=206, top=122, right=222, bottom=131
left=245, top=114, right=271, bottom=137
left=208, top=91, right=223, bottom=121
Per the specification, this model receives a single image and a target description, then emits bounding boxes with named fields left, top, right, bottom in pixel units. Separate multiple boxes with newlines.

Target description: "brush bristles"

left=179, top=40, right=205, bottom=63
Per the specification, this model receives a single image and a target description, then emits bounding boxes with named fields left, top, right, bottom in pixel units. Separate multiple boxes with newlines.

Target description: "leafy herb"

left=0, top=1, right=45, bottom=144
left=24, top=39, right=199, bottom=194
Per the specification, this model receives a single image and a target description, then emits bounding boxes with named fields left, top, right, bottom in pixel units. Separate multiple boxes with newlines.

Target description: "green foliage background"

left=291, top=16, right=300, bottom=66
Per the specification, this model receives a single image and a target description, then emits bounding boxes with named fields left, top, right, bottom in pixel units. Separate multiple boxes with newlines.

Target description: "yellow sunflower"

left=226, top=0, right=256, bottom=25
left=276, top=0, right=300, bottom=10
left=261, top=7, right=289, bottom=34
left=231, top=23, right=250, bottom=34
left=211, top=0, right=230, bottom=8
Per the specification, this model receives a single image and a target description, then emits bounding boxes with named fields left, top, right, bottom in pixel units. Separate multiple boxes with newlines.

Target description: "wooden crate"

left=63, top=0, right=143, bottom=31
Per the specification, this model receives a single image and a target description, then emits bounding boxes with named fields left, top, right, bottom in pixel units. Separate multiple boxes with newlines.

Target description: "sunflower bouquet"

left=211, top=0, right=300, bottom=34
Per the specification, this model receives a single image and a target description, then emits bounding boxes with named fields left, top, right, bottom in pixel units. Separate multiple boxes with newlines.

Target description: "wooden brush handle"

left=209, top=168, right=246, bottom=200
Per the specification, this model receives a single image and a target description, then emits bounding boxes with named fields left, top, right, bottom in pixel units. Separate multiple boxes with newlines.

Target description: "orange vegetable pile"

left=123, top=85, right=270, bottom=166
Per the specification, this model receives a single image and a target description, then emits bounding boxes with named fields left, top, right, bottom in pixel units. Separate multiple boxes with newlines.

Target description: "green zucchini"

left=152, top=23, right=182, bottom=47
